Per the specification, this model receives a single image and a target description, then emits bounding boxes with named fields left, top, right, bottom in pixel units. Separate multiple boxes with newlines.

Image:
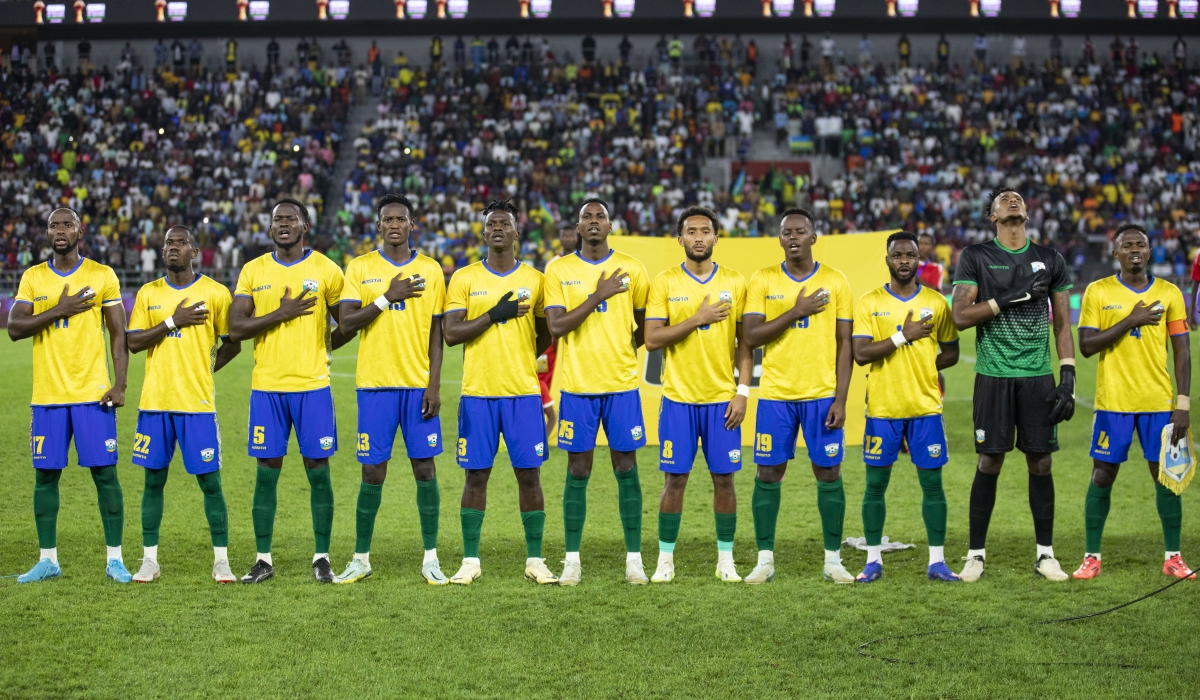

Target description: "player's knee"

left=1025, top=453, right=1052, bottom=476
left=257, top=458, right=282, bottom=470
left=812, top=463, right=840, bottom=482
left=663, top=472, right=689, bottom=492
left=362, top=462, right=388, bottom=485
left=303, top=458, right=329, bottom=471
left=610, top=450, right=637, bottom=473
left=976, top=454, right=1003, bottom=475
left=410, top=459, right=435, bottom=482
left=756, top=464, right=786, bottom=483
left=1091, top=462, right=1118, bottom=488
left=567, top=453, right=594, bottom=479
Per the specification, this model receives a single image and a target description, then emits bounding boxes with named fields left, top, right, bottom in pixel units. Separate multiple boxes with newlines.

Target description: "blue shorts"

left=248, top=388, right=338, bottom=459
left=133, top=411, right=221, bottom=475
left=29, top=404, right=118, bottom=470
left=863, top=415, right=948, bottom=469
left=657, top=397, right=742, bottom=474
left=356, top=388, right=443, bottom=464
left=754, top=397, right=844, bottom=467
left=457, top=395, right=548, bottom=470
left=557, top=389, right=647, bottom=453
left=1090, top=411, right=1172, bottom=464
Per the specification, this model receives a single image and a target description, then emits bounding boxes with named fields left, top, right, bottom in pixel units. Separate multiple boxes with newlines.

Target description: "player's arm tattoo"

left=950, top=283, right=992, bottom=331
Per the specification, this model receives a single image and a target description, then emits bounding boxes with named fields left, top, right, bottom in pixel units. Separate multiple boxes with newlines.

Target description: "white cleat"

left=822, top=561, right=855, bottom=584
left=715, top=559, right=742, bottom=582
left=744, top=561, right=776, bottom=585
left=132, top=558, right=160, bottom=583
left=650, top=559, right=675, bottom=583
left=212, top=559, right=235, bottom=584
left=625, top=558, right=649, bottom=585
left=449, top=560, right=481, bottom=585
left=524, top=558, right=559, bottom=585
left=1034, top=554, right=1070, bottom=582
left=960, top=555, right=986, bottom=583
left=559, top=560, right=582, bottom=586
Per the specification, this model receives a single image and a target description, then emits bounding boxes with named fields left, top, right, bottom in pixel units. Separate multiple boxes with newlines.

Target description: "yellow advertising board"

left=548, top=230, right=895, bottom=448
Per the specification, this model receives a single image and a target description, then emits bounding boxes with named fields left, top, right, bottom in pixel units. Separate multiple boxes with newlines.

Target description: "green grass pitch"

left=0, top=329, right=1197, bottom=698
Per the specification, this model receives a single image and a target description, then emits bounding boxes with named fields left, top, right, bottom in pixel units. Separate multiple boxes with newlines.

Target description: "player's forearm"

left=1171, top=334, right=1191, bottom=397
left=633, top=310, right=646, bottom=350
left=535, top=317, right=552, bottom=357
left=442, top=312, right=492, bottom=346
left=336, top=301, right=382, bottom=334
left=742, top=314, right=794, bottom=348
left=1051, top=293, right=1075, bottom=361
left=936, top=343, right=960, bottom=370
left=1077, top=322, right=1131, bottom=357
left=951, top=299, right=996, bottom=330
left=833, top=331, right=852, bottom=405
left=644, top=318, right=701, bottom=352
left=545, top=300, right=601, bottom=337
left=213, top=338, right=241, bottom=372
left=126, top=323, right=172, bottom=353
left=7, top=306, right=65, bottom=340
left=735, top=332, right=753, bottom=388
left=852, top=336, right=898, bottom=366
left=227, top=309, right=286, bottom=341
left=108, top=334, right=129, bottom=391
left=427, top=318, right=444, bottom=389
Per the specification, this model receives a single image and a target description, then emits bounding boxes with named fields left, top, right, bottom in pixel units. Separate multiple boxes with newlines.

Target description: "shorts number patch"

left=253, top=426, right=265, bottom=445
left=457, top=438, right=467, bottom=457
left=357, top=433, right=370, bottom=452
left=755, top=433, right=772, bottom=453
left=1096, top=431, right=1110, bottom=450
left=865, top=436, right=883, bottom=455
left=662, top=440, right=673, bottom=459
left=132, top=432, right=152, bottom=456
left=32, top=435, right=45, bottom=454
left=558, top=420, right=574, bottom=440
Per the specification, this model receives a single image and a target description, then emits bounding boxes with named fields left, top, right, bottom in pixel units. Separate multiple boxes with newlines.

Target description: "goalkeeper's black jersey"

left=952, top=238, right=1072, bottom=378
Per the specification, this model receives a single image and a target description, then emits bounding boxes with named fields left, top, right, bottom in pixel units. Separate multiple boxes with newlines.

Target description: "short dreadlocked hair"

left=376, top=193, right=416, bottom=219
left=483, top=198, right=520, bottom=225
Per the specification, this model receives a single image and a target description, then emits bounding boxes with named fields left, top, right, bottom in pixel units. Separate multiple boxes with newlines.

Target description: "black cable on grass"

left=857, top=574, right=1196, bottom=669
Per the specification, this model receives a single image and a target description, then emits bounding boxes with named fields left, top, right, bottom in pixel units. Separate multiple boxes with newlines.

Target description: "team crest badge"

left=927, top=444, right=943, bottom=458
left=824, top=443, right=839, bottom=457
left=1030, top=262, right=1046, bottom=273
left=104, top=439, right=117, bottom=453
left=517, top=287, right=532, bottom=302
left=320, top=436, right=334, bottom=450
left=631, top=426, right=644, bottom=440
left=975, top=429, right=986, bottom=443
left=302, top=279, right=319, bottom=294
left=919, top=307, right=934, bottom=322
left=719, top=290, right=733, bottom=304
left=201, top=448, right=215, bottom=462
left=728, top=449, right=741, bottom=463
left=427, top=433, right=439, bottom=448
left=535, top=442, right=545, bottom=457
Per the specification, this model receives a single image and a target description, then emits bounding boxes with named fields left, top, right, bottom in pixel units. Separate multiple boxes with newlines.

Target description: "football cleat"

left=650, top=559, right=675, bottom=583
left=1072, top=555, right=1101, bottom=580
left=822, top=561, right=855, bottom=584
left=558, top=560, right=582, bottom=586
left=106, top=559, right=132, bottom=584
left=1163, top=554, right=1196, bottom=580
left=313, top=557, right=334, bottom=583
left=524, top=558, right=559, bottom=585
left=16, top=558, right=61, bottom=584
left=743, top=562, right=776, bottom=585
left=1034, top=554, right=1069, bottom=582
left=449, top=560, right=481, bottom=585
left=212, top=559, right=236, bottom=584
left=715, top=559, right=742, bottom=583
left=240, top=559, right=274, bottom=584
left=960, top=555, right=985, bottom=582
left=927, top=561, right=961, bottom=582
left=132, top=558, right=160, bottom=583
left=856, top=561, right=883, bottom=583
left=421, top=559, right=449, bottom=585
left=333, top=558, right=372, bottom=585
left=625, top=558, right=649, bottom=585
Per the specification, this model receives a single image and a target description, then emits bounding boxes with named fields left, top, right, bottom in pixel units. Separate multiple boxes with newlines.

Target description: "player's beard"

left=165, top=261, right=190, bottom=273
left=889, top=267, right=917, bottom=286
left=271, top=232, right=301, bottom=251
left=997, top=212, right=1028, bottom=225
left=51, top=239, right=79, bottom=256
left=685, top=245, right=713, bottom=263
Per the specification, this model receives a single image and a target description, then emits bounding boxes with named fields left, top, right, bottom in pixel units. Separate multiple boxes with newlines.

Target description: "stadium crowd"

left=0, top=49, right=349, bottom=283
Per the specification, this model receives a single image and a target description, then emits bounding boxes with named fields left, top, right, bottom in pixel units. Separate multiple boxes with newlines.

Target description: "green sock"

left=751, top=478, right=781, bottom=552
left=815, top=477, right=845, bottom=552
left=355, top=482, right=383, bottom=554
left=714, top=511, right=736, bottom=551
left=1083, top=482, right=1112, bottom=553
left=1156, top=482, right=1182, bottom=552
left=252, top=466, right=281, bottom=553
left=562, top=471, right=589, bottom=553
left=90, top=466, right=124, bottom=548
left=916, top=468, right=947, bottom=547
left=33, top=469, right=61, bottom=549
left=414, top=477, right=440, bottom=551
left=615, top=466, right=643, bottom=553
left=658, top=510, right=682, bottom=552
left=461, top=508, right=484, bottom=559
left=862, top=467, right=891, bottom=548
left=195, top=472, right=228, bottom=548
left=141, top=467, right=169, bottom=548
left=305, top=466, right=334, bottom=554
left=521, top=510, right=546, bottom=558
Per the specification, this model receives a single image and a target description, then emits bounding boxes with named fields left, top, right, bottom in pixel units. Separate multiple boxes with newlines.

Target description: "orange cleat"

left=1072, top=555, right=1101, bottom=580
left=1163, top=554, right=1196, bottom=580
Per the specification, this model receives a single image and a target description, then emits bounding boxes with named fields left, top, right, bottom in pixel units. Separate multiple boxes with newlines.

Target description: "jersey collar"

left=271, top=249, right=313, bottom=267
left=992, top=237, right=1030, bottom=255
left=1116, top=273, right=1154, bottom=294
left=681, top=262, right=718, bottom=285
left=781, top=261, right=819, bottom=284
left=575, top=249, right=615, bottom=265
left=48, top=256, right=84, bottom=278
left=885, top=282, right=921, bottom=302
left=165, top=274, right=203, bottom=290
left=379, top=249, right=417, bottom=267
left=483, top=259, right=521, bottom=277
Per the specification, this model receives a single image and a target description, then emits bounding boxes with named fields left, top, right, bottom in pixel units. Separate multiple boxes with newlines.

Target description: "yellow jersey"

left=543, top=250, right=649, bottom=395
left=853, top=284, right=958, bottom=419
left=128, top=275, right=232, bottom=413
left=1079, top=275, right=1188, bottom=413
left=445, top=260, right=545, bottom=398
left=745, top=262, right=852, bottom=401
left=15, top=258, right=122, bottom=406
left=341, top=250, right=446, bottom=389
left=646, top=263, right=746, bottom=404
left=233, top=250, right=345, bottom=393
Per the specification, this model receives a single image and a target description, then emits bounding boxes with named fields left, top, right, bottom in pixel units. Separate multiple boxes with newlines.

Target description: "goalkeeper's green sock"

left=1156, top=482, right=1182, bottom=553
left=141, top=466, right=169, bottom=549
left=305, top=465, right=334, bottom=556
left=251, top=465, right=281, bottom=556
left=355, top=482, right=383, bottom=555
left=816, top=477, right=846, bottom=558
left=1084, top=482, right=1112, bottom=555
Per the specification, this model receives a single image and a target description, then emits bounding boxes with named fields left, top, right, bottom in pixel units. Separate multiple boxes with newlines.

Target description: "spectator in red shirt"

left=1190, top=246, right=1200, bottom=328
left=916, top=232, right=945, bottom=292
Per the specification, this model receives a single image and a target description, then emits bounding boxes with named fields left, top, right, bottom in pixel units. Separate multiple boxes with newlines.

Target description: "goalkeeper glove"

left=995, top=264, right=1049, bottom=310
left=1047, top=364, right=1076, bottom=424
left=487, top=291, right=520, bottom=324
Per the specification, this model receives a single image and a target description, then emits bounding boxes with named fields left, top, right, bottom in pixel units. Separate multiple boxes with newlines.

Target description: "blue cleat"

left=17, top=558, right=61, bottom=583
left=927, top=561, right=962, bottom=582
left=856, top=561, right=883, bottom=583
left=106, top=559, right=132, bottom=584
